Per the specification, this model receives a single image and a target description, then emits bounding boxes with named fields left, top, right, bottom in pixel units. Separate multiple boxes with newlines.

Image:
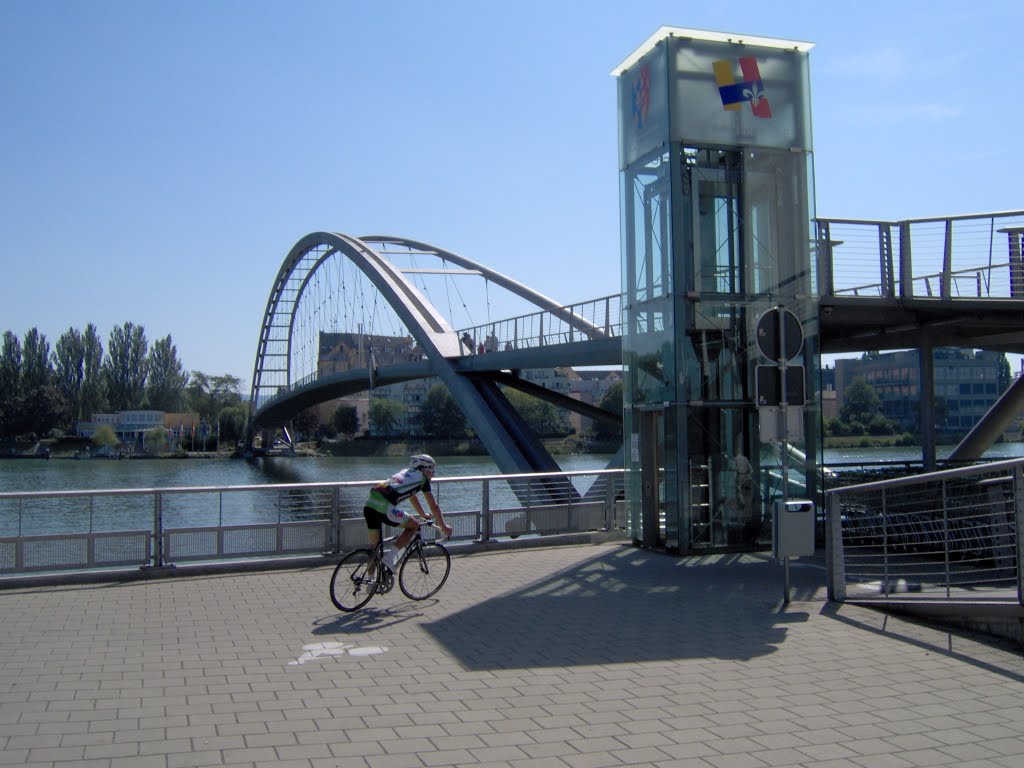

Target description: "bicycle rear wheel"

left=399, top=542, right=451, bottom=600
left=329, top=549, right=379, bottom=611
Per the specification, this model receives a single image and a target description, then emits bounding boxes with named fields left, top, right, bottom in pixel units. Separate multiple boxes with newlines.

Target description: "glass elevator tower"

left=613, top=28, right=821, bottom=553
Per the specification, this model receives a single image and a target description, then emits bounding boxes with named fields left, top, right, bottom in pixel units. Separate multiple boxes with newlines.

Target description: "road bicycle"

left=329, top=520, right=451, bottom=612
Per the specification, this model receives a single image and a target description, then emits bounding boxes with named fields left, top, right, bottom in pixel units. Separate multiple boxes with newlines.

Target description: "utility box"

left=773, top=499, right=815, bottom=557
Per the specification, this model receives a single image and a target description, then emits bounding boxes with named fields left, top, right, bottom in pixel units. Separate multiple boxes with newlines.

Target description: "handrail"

left=825, top=458, right=1023, bottom=604
left=0, top=469, right=627, bottom=578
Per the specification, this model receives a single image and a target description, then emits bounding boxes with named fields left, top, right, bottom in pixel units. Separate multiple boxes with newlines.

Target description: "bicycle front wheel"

left=329, top=549, right=379, bottom=611
left=399, top=542, right=451, bottom=600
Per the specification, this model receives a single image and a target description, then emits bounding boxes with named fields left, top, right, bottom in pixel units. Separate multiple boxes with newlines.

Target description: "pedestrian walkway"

left=2, top=541, right=1023, bottom=767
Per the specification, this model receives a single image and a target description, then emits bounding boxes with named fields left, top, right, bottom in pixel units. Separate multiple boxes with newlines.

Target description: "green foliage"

left=503, top=388, right=570, bottom=437
left=331, top=403, right=360, bottom=439
left=0, top=328, right=66, bottom=437
left=103, top=322, right=148, bottom=410
left=593, top=380, right=623, bottom=438
left=217, top=405, right=248, bottom=444
left=839, top=378, right=880, bottom=424
left=415, top=385, right=467, bottom=438
left=92, top=424, right=118, bottom=448
left=145, top=335, right=189, bottom=411
left=144, top=426, right=168, bottom=452
left=292, top=407, right=319, bottom=441
left=999, top=353, right=1012, bottom=393
left=53, top=327, right=85, bottom=426
left=80, top=323, right=106, bottom=419
left=368, top=398, right=404, bottom=435
left=185, top=372, right=243, bottom=422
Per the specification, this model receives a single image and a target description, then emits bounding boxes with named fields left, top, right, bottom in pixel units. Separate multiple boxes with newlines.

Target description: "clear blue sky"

left=3, top=0, right=1023, bottom=392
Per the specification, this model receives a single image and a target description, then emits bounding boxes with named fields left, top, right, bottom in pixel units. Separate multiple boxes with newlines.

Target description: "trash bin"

left=773, top=499, right=815, bottom=558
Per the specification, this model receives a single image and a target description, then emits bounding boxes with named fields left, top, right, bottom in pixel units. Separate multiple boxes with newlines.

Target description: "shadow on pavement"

left=820, top=601, right=1024, bottom=683
left=422, top=544, right=821, bottom=670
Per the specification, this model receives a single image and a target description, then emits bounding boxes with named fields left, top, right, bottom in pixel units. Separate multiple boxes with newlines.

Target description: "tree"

left=0, top=331, right=23, bottom=435
left=368, top=398, right=404, bottom=435
left=503, top=388, right=570, bottom=437
left=103, top=322, right=148, bottom=411
left=53, top=327, right=85, bottom=426
left=80, top=323, right=106, bottom=420
left=998, top=353, right=1012, bottom=393
left=92, top=424, right=118, bottom=449
left=839, top=378, right=882, bottom=426
left=144, top=426, right=168, bottom=453
left=292, top=407, right=319, bottom=441
left=20, top=328, right=50, bottom=393
left=145, top=335, right=189, bottom=411
left=593, top=380, right=624, bottom=439
left=331, top=403, right=360, bottom=439
left=15, top=328, right=64, bottom=437
left=415, top=384, right=467, bottom=437
left=217, top=404, right=248, bottom=445
left=185, top=372, right=243, bottom=421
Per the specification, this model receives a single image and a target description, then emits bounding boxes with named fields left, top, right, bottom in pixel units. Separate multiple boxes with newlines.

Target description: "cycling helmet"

left=409, top=454, right=436, bottom=471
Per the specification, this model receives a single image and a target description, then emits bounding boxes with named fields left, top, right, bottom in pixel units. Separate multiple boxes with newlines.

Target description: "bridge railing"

left=825, top=458, right=1023, bottom=604
left=817, top=210, right=1024, bottom=300
left=455, top=292, right=622, bottom=356
left=0, top=469, right=626, bottom=580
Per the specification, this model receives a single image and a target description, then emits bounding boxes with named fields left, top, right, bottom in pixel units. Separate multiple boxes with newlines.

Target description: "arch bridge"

left=247, top=233, right=623, bottom=486
left=249, top=211, right=1024, bottom=478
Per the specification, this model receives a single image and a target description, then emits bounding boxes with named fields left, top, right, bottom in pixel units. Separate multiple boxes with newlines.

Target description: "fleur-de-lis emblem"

left=743, top=84, right=765, bottom=107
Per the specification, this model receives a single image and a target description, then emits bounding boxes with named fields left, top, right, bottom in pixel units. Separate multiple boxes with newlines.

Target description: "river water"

left=4, top=446, right=1024, bottom=537
left=4, top=443, right=1024, bottom=495
left=0, top=453, right=615, bottom=494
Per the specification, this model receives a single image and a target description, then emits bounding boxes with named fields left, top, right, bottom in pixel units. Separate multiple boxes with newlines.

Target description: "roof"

left=611, top=25, right=814, bottom=76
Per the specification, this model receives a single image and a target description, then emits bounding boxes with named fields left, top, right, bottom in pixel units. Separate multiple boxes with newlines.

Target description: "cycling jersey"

left=364, top=467, right=431, bottom=515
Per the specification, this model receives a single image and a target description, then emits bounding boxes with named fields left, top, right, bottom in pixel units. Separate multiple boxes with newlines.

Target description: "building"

left=834, top=349, right=1002, bottom=440
left=76, top=411, right=203, bottom=451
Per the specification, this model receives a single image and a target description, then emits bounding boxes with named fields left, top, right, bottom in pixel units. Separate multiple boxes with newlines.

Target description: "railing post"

left=1015, top=466, right=1024, bottom=606
left=604, top=474, right=615, bottom=531
left=942, top=478, right=951, bottom=599
left=153, top=493, right=164, bottom=567
left=899, top=220, right=913, bottom=298
left=881, top=490, right=889, bottom=594
left=826, top=492, right=846, bottom=601
left=942, top=219, right=953, bottom=299
left=817, top=220, right=835, bottom=297
left=330, top=487, right=341, bottom=554
left=480, top=479, right=491, bottom=542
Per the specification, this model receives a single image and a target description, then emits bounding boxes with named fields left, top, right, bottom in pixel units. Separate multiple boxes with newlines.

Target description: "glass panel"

left=623, top=152, right=671, bottom=305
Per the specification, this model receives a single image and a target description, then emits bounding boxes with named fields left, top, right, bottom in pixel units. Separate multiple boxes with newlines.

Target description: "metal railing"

left=0, top=469, right=626, bottom=578
left=817, top=210, right=1024, bottom=299
left=825, top=458, right=1024, bottom=603
left=457, top=293, right=622, bottom=355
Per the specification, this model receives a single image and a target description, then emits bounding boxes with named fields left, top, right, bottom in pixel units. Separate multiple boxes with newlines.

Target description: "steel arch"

left=249, top=232, right=461, bottom=416
left=247, top=232, right=578, bottom=483
left=361, top=235, right=608, bottom=339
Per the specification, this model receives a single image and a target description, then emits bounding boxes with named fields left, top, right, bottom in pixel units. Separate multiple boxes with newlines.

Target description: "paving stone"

left=1, top=543, right=1023, bottom=768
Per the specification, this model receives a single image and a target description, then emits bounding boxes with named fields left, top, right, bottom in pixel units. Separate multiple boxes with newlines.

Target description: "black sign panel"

left=756, top=308, right=804, bottom=362
left=756, top=364, right=806, bottom=406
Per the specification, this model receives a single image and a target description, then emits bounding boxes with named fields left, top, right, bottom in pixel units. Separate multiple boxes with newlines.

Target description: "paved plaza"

left=2, top=540, right=1024, bottom=768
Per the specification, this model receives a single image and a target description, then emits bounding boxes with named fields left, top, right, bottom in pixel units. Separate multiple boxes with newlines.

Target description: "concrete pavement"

left=2, top=540, right=1024, bottom=767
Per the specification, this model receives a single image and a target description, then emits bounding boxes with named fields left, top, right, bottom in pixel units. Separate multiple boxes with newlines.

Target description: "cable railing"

left=0, top=469, right=626, bottom=579
left=825, top=458, right=1023, bottom=604
left=455, top=293, right=622, bottom=356
left=817, top=210, right=1024, bottom=299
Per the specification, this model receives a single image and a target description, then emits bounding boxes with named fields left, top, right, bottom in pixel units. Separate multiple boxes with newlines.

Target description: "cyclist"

left=362, top=454, right=453, bottom=571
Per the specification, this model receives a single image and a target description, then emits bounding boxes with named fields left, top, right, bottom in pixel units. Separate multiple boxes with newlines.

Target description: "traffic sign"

left=756, top=307, right=803, bottom=362
left=756, top=364, right=806, bottom=407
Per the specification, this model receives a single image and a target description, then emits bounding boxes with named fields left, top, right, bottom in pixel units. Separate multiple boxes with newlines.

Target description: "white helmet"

left=409, top=454, right=436, bottom=471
